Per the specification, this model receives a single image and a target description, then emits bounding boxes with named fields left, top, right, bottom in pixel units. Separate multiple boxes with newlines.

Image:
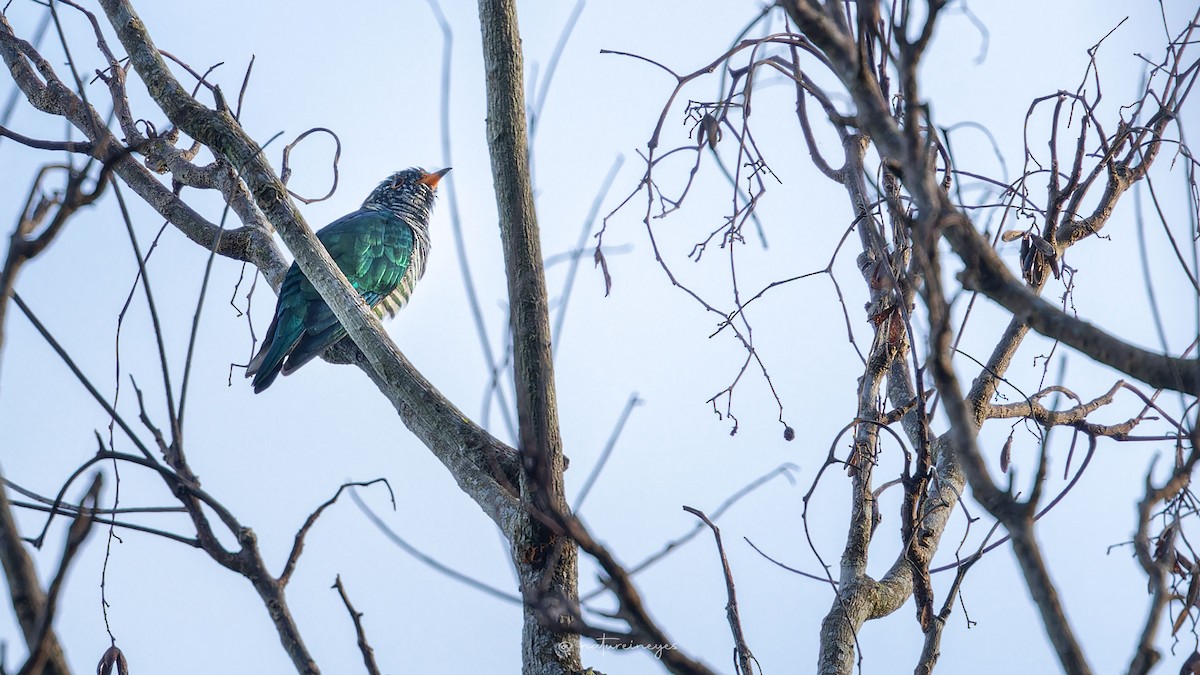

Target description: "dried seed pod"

left=1024, top=235, right=1061, bottom=280
left=1020, top=240, right=1043, bottom=286
left=97, top=646, right=129, bottom=675
left=870, top=258, right=896, bottom=292
left=1177, top=551, right=1193, bottom=577
left=699, top=113, right=721, bottom=149
left=1188, top=559, right=1200, bottom=607
left=1000, top=434, right=1013, bottom=473
left=1029, top=234, right=1056, bottom=257
left=1001, top=230, right=1025, bottom=242
left=1176, top=562, right=1200, bottom=635
left=1155, top=521, right=1178, bottom=562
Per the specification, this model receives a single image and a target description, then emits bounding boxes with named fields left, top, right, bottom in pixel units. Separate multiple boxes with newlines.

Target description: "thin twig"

left=350, top=488, right=520, bottom=604
left=18, top=473, right=101, bottom=675
left=332, top=576, right=382, bottom=675
left=280, top=479, right=394, bottom=587
left=683, top=506, right=758, bottom=675
left=573, top=392, right=641, bottom=512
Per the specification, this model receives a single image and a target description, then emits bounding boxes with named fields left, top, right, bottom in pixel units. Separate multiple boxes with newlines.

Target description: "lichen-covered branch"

left=92, top=0, right=523, bottom=536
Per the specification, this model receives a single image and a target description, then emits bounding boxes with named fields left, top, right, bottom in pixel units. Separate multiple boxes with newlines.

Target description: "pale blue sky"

left=0, top=1, right=1196, bottom=673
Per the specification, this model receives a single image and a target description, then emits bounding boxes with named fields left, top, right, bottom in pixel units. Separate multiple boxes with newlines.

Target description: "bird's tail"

left=245, top=315, right=300, bottom=393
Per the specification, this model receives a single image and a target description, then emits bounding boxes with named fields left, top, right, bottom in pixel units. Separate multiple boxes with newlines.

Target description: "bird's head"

left=363, top=167, right=451, bottom=221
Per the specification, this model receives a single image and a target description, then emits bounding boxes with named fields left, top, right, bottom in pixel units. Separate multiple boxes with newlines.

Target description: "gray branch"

left=477, top=0, right=581, bottom=671
left=94, top=0, right=524, bottom=540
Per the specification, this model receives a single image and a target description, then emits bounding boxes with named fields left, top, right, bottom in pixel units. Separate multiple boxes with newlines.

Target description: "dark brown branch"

left=0, top=469, right=70, bottom=675
left=280, top=479, right=394, bottom=587
left=1128, top=423, right=1200, bottom=675
left=0, top=161, right=111, bottom=374
left=280, top=127, right=341, bottom=204
left=18, top=474, right=101, bottom=675
left=582, top=464, right=798, bottom=602
left=18, top=282, right=321, bottom=671
left=922, top=234, right=1093, bottom=674
left=12, top=292, right=156, bottom=466
left=351, top=488, right=521, bottom=604
left=914, top=553, right=979, bottom=675
left=547, top=514, right=717, bottom=674
left=0, top=124, right=94, bottom=152
left=784, top=0, right=1197, bottom=396
left=332, top=576, right=382, bottom=675
left=944, top=207, right=1198, bottom=394
left=10, top=498, right=197, bottom=547
left=683, top=507, right=759, bottom=675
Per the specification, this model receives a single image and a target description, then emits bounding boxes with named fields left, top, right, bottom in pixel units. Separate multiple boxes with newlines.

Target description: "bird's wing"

left=279, top=209, right=415, bottom=375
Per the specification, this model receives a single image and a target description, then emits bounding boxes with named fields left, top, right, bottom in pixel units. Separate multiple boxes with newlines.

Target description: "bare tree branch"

left=17, top=473, right=101, bottom=675
left=93, top=0, right=524, bottom=537
left=332, top=576, right=382, bottom=675
left=0, top=467, right=70, bottom=675
left=683, top=506, right=759, bottom=675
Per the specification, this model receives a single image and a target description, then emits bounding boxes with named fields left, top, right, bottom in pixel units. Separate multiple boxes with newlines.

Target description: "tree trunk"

left=477, top=1, right=581, bottom=673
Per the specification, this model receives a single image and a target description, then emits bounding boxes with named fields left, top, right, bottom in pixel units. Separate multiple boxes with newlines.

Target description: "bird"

left=246, top=167, right=449, bottom=393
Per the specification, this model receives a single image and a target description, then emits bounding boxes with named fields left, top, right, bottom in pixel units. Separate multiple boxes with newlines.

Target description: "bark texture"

left=478, top=0, right=581, bottom=672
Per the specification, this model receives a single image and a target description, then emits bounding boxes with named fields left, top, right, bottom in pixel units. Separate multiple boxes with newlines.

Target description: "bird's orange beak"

left=418, top=167, right=451, bottom=189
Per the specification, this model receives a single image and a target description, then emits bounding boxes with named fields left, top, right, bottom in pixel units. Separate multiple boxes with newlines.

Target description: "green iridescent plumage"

left=246, top=167, right=447, bottom=393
